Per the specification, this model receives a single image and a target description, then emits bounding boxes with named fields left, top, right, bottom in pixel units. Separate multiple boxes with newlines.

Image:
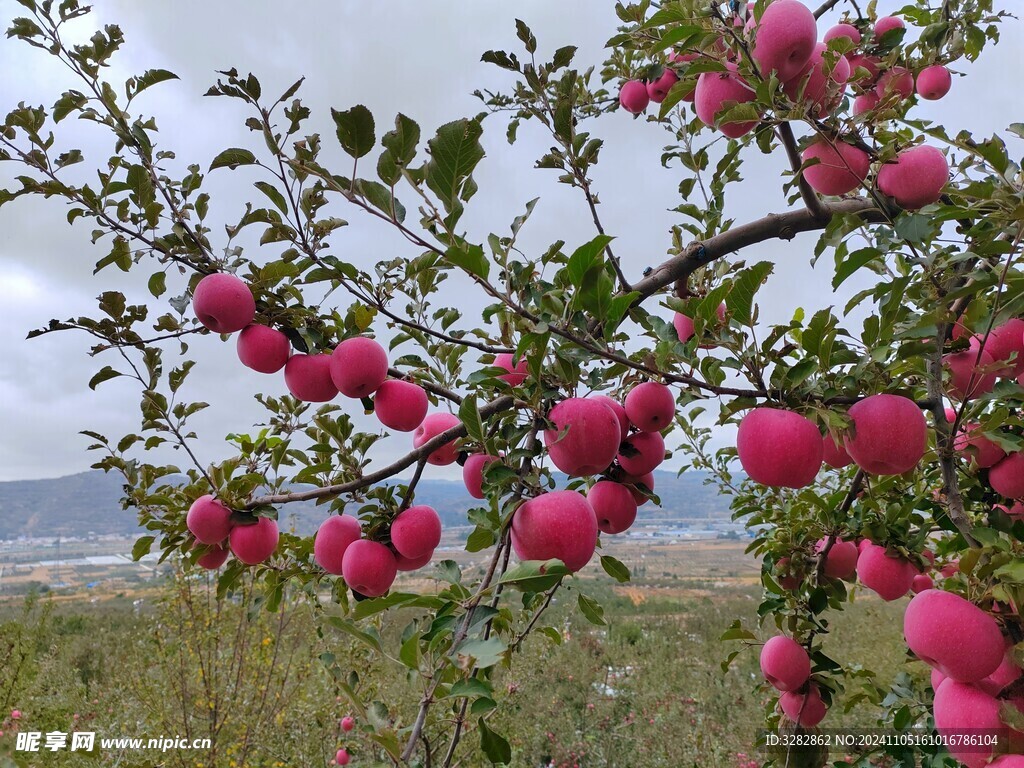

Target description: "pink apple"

left=395, top=549, right=432, bottom=571
left=978, top=649, right=1022, bottom=696
left=621, top=471, right=655, bottom=506
left=951, top=418, right=1005, bottom=469
left=511, top=490, right=598, bottom=572
left=848, top=53, right=881, bottom=85
left=617, top=431, right=665, bottom=476
left=916, top=64, right=951, bottom=100
left=873, top=16, right=906, bottom=38
left=823, top=23, right=861, bottom=46
left=694, top=64, right=759, bottom=138
left=782, top=42, right=850, bottom=116
left=815, top=538, right=858, bottom=579
left=390, top=505, right=441, bottom=560
left=944, top=337, right=998, bottom=400
left=932, top=668, right=946, bottom=690
left=591, top=395, right=629, bottom=442
left=801, top=140, right=869, bottom=196
left=737, top=409, right=822, bottom=488
left=775, top=557, right=802, bottom=591
left=986, top=318, right=1024, bottom=377
left=412, top=413, right=461, bottom=465
left=195, top=543, right=229, bottom=570
left=186, top=495, right=234, bottom=545
left=877, top=144, right=949, bottom=210
left=619, top=80, right=650, bottom=114
left=588, top=481, right=638, bottom=535
left=995, top=501, right=1024, bottom=518
left=10, top=710, right=20, bottom=720
left=330, top=337, right=388, bottom=398
left=875, top=66, right=914, bottom=101
left=192, top=272, right=255, bottom=334
left=373, top=379, right=429, bottom=432
left=336, top=748, right=350, bottom=766
left=843, top=394, right=926, bottom=475
left=904, top=589, right=1005, bottom=682
left=852, top=91, right=880, bottom=115
left=750, top=0, right=817, bottom=82
left=284, top=353, right=338, bottom=402
left=990, top=452, right=1024, bottom=499
left=911, top=573, right=933, bottom=593
left=933, top=680, right=1021, bottom=768
left=544, top=398, right=622, bottom=476
left=856, top=542, right=916, bottom=600
left=624, top=382, right=675, bottom=432
left=463, top=453, right=500, bottom=499
left=341, top=716, right=355, bottom=732
left=236, top=324, right=290, bottom=373
left=341, top=539, right=398, bottom=597
left=759, top=635, right=811, bottom=692
left=673, top=303, right=727, bottom=346
left=229, top=516, right=279, bottom=565
left=313, top=515, right=362, bottom=576
left=779, top=684, right=827, bottom=728
left=990, top=757, right=1024, bottom=768
left=493, top=353, right=528, bottom=386
left=647, top=69, right=679, bottom=103
left=821, top=433, right=853, bottom=469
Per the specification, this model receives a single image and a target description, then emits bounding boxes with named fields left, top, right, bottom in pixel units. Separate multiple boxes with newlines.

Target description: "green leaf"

left=88, top=366, right=122, bottom=390
left=399, top=632, right=421, bottom=670
left=147, top=271, right=166, bottom=298
left=254, top=181, right=288, bottom=214
left=459, top=394, right=486, bottom=443
left=479, top=718, right=512, bottom=764
left=129, top=68, right=179, bottom=100
left=498, top=559, right=569, bottom=592
left=331, top=105, right=376, bottom=159
left=577, top=592, right=606, bottom=626
left=565, top=234, right=613, bottom=287
left=445, top=242, right=489, bottom=280
left=599, top=555, right=630, bottom=583
left=726, top=261, right=773, bottom=325
left=424, top=119, right=485, bottom=213
left=209, top=148, right=257, bottom=171
left=455, top=637, right=507, bottom=669
left=719, top=619, right=756, bottom=642
left=131, top=535, right=155, bottom=561
left=832, top=247, right=881, bottom=289
left=466, top=526, right=496, bottom=552
left=381, top=113, right=420, bottom=166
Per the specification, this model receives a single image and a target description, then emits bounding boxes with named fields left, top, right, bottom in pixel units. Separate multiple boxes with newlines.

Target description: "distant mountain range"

left=0, top=469, right=733, bottom=540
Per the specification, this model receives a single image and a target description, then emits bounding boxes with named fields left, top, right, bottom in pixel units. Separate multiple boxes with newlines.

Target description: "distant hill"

left=0, top=469, right=732, bottom=540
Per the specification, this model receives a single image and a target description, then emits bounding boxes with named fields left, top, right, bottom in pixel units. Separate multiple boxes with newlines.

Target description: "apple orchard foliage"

left=3, top=0, right=1024, bottom=764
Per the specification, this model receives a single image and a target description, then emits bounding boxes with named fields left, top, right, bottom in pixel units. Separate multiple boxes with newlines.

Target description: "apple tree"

left=3, top=0, right=1024, bottom=765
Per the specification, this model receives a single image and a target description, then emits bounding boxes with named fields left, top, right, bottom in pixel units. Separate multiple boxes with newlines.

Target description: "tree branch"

left=777, top=121, right=828, bottom=221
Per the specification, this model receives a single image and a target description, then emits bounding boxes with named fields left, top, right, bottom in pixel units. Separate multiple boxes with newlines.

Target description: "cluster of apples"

left=187, top=493, right=279, bottom=568
left=759, top=635, right=827, bottom=728
left=618, top=2, right=954, bottom=212
left=332, top=715, right=355, bottom=766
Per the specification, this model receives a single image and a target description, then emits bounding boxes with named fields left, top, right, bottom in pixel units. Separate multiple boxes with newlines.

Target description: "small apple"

left=395, top=549, right=432, bottom=571
left=621, top=471, right=655, bottom=506
left=944, top=336, right=997, bottom=400
left=694, top=64, right=759, bottom=138
left=341, top=716, right=355, bottom=732
left=330, top=337, right=389, bottom=398
left=544, top=398, right=622, bottom=476
left=873, top=15, right=905, bottom=38
left=619, top=80, right=650, bottom=114
left=989, top=452, right=1024, bottom=499
left=313, top=515, right=362, bottom=576
left=821, top=433, right=853, bottom=469
left=949, top=414, right=1005, bottom=469
left=493, top=353, right=528, bottom=386
left=647, top=69, right=679, bottom=103
left=617, top=431, right=666, bottom=477
left=412, top=413, right=462, bottom=465
left=587, top=481, right=638, bottom=535
left=815, top=538, right=858, bottom=579
left=779, top=685, right=827, bottom=728
left=843, top=394, right=926, bottom=475
left=877, top=145, right=949, bottom=210
left=673, top=303, right=727, bottom=346
left=782, top=42, right=850, bottom=117
left=341, top=539, right=398, bottom=597
left=390, top=505, right=442, bottom=560
left=195, top=543, right=229, bottom=570
left=236, top=324, right=290, bottom=373
left=801, top=140, right=869, bottom=196
left=373, top=380, right=429, bottom=432
left=192, top=272, right=255, bottom=334
left=775, top=557, right=802, bottom=591
left=916, top=64, right=951, bottom=100
left=986, top=318, right=1024, bottom=377
left=848, top=54, right=881, bottom=85
left=186, top=495, right=234, bottom=545
left=911, top=574, right=933, bottom=593
left=463, top=453, right=500, bottom=500
left=852, top=91, right=880, bottom=116
left=590, top=395, right=629, bottom=442
left=624, top=382, right=675, bottom=432
left=875, top=67, right=915, bottom=101
left=978, top=649, right=1022, bottom=696
left=336, top=748, right=350, bottom=766
left=229, top=516, right=279, bottom=565
left=737, top=409, right=822, bottom=488
left=759, top=635, right=811, bottom=692
left=856, top=542, right=916, bottom=600
left=511, top=490, right=598, bottom=572
left=284, top=353, right=339, bottom=402
left=823, top=23, right=861, bottom=46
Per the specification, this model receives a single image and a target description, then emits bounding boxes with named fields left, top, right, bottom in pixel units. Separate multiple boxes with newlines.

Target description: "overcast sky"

left=0, top=2, right=1020, bottom=483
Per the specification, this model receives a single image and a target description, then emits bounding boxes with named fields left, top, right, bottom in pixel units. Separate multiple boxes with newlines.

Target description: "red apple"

left=951, top=417, right=1006, bottom=469
left=995, top=501, right=1024, bottom=518
left=619, top=80, right=650, bottom=114
left=236, top=324, right=290, bottom=373
left=911, top=573, right=934, bottom=593
left=989, top=452, right=1024, bottom=499
left=801, top=140, right=869, bottom=196
left=944, top=336, right=998, bottom=400
left=821, top=433, right=853, bottom=469
left=624, top=382, right=675, bottom=432
left=412, top=413, right=462, bottom=466
left=313, top=515, right=362, bottom=576
left=390, top=505, right=441, bottom=560
left=186, top=495, right=234, bottom=545
left=933, top=680, right=1022, bottom=768
left=852, top=91, right=880, bottom=115
left=932, top=668, right=946, bottom=690
left=590, top=395, right=629, bottom=442
left=848, top=54, right=881, bottom=85
left=673, top=303, right=726, bottom=346
left=336, top=748, right=350, bottom=766
left=195, top=543, right=229, bottom=570
left=856, top=542, right=916, bottom=600
left=192, top=272, right=255, bottom=334
left=647, top=69, right=679, bottom=103
left=750, top=0, right=817, bottom=82
left=877, top=144, right=949, bottom=210
left=986, top=318, right=1024, bottom=377
left=395, top=549, right=432, bottom=571
left=875, top=66, right=915, bottom=102
left=284, top=353, right=339, bottom=402
left=843, top=394, right=926, bottom=475
left=737, top=409, right=822, bottom=488
left=779, top=684, right=827, bottom=728
left=874, top=16, right=906, bottom=38
left=544, top=398, right=622, bottom=476
left=494, top=353, right=528, bottom=386
left=694, top=64, right=759, bottom=138
left=782, top=42, right=850, bottom=117
left=330, top=337, right=388, bottom=398
left=990, top=756, right=1024, bottom=768
left=463, top=453, right=500, bottom=500
left=229, top=516, right=279, bottom=565
left=588, top=481, right=638, bottom=535
left=511, top=490, right=597, bottom=572
left=823, top=23, right=861, bottom=46
left=373, top=379, right=429, bottom=432
left=341, top=716, right=355, bottom=732
left=621, top=471, right=655, bottom=506
left=916, top=64, right=951, bottom=100
left=815, top=538, right=858, bottom=579
left=978, top=649, right=1022, bottom=696
left=904, top=589, right=1005, bottom=682
left=341, top=539, right=398, bottom=597
left=759, top=635, right=811, bottom=692
left=617, top=431, right=666, bottom=476
left=775, top=557, right=802, bottom=591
